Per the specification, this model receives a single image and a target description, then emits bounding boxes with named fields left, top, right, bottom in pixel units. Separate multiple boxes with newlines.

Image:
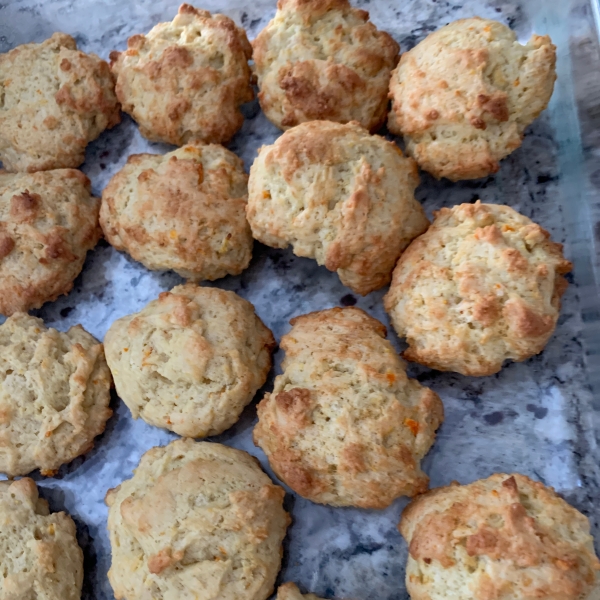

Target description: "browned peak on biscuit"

left=0, top=478, right=84, bottom=600
left=277, top=582, right=327, bottom=600
left=100, top=143, right=252, bottom=281
left=0, top=313, right=112, bottom=477
left=0, top=32, right=120, bottom=172
left=0, top=169, right=101, bottom=315
left=253, top=0, right=399, bottom=131
left=247, top=120, right=429, bottom=296
left=110, top=4, right=253, bottom=145
left=105, top=438, right=289, bottom=600
left=388, top=17, right=556, bottom=180
left=384, top=201, right=571, bottom=376
left=400, top=473, right=600, bottom=599
left=253, top=307, right=443, bottom=508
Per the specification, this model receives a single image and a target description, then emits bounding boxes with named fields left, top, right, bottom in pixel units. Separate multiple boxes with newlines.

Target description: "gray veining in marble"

left=1, top=0, right=600, bottom=599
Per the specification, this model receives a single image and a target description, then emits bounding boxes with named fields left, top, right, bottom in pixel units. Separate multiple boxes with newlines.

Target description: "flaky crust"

left=400, top=474, right=600, bottom=600
left=253, top=0, right=399, bottom=131
left=247, top=121, right=429, bottom=296
left=384, top=201, right=572, bottom=376
left=0, top=313, right=112, bottom=477
left=276, top=582, right=326, bottom=600
left=100, top=144, right=252, bottom=281
left=0, top=478, right=83, bottom=599
left=110, top=4, right=253, bottom=145
left=388, top=17, right=556, bottom=180
left=0, top=32, right=120, bottom=172
left=104, top=284, right=275, bottom=438
left=253, top=307, right=443, bottom=508
left=0, top=169, right=101, bottom=315
left=105, top=438, right=290, bottom=600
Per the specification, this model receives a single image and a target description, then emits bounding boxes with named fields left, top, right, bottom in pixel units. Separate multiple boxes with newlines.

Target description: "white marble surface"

left=1, top=0, right=600, bottom=599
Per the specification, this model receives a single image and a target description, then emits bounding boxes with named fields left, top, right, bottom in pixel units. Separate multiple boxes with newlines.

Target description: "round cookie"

left=0, top=169, right=101, bottom=315
left=253, top=0, right=399, bottom=132
left=247, top=120, right=429, bottom=296
left=253, top=307, right=444, bottom=508
left=0, top=33, right=120, bottom=173
left=100, top=144, right=252, bottom=281
left=400, top=474, right=600, bottom=600
left=109, top=4, right=253, bottom=146
left=383, top=201, right=572, bottom=376
left=0, top=478, right=84, bottom=599
left=0, top=313, right=112, bottom=477
left=277, top=583, right=326, bottom=600
left=387, top=17, right=556, bottom=181
left=104, top=284, right=275, bottom=438
left=105, top=438, right=290, bottom=600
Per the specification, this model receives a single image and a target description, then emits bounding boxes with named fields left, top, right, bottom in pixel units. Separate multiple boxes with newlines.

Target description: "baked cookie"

left=277, top=583, right=326, bottom=600
left=247, top=121, right=429, bottom=296
left=0, top=33, right=120, bottom=172
left=100, top=144, right=252, bottom=281
left=110, top=4, right=253, bottom=145
left=0, top=313, right=112, bottom=477
left=400, top=474, right=600, bottom=600
left=253, top=0, right=399, bottom=131
left=104, top=284, right=275, bottom=438
left=0, top=478, right=83, bottom=599
left=253, top=307, right=444, bottom=508
left=388, top=18, right=556, bottom=181
left=384, top=201, right=571, bottom=376
left=105, top=438, right=289, bottom=600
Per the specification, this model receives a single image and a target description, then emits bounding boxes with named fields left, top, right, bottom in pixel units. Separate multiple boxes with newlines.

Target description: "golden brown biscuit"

left=0, top=478, right=84, bottom=599
left=253, top=307, right=443, bottom=508
left=400, top=474, right=600, bottom=600
left=0, top=313, right=112, bottom=477
left=277, top=583, right=326, bottom=600
left=384, top=201, right=571, bottom=376
left=388, top=18, right=556, bottom=180
left=0, top=33, right=120, bottom=173
left=100, top=144, right=252, bottom=281
left=105, top=438, right=290, bottom=600
left=110, top=4, right=253, bottom=146
left=247, top=121, right=429, bottom=296
left=253, top=0, right=399, bottom=131
left=0, top=169, right=101, bottom=316
left=104, top=284, right=275, bottom=438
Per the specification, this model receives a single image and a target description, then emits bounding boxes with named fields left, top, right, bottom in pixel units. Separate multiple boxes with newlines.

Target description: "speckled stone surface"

left=1, top=0, right=600, bottom=599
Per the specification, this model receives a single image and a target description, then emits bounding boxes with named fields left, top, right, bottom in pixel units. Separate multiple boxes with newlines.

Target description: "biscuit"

left=0, top=478, right=84, bottom=599
left=383, top=201, right=571, bottom=376
left=104, top=283, right=275, bottom=438
left=110, top=4, right=253, bottom=146
left=0, top=169, right=101, bottom=315
left=0, top=313, right=112, bottom=477
left=247, top=121, right=429, bottom=296
left=253, top=0, right=399, bottom=131
left=0, top=33, right=120, bottom=173
left=277, top=583, right=326, bottom=600
left=400, top=473, right=600, bottom=600
left=105, top=438, right=290, bottom=600
left=100, top=144, right=252, bottom=281
left=253, top=307, right=444, bottom=508
left=387, top=17, right=556, bottom=181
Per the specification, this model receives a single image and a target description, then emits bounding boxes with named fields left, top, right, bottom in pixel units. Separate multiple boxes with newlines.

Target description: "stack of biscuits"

left=0, top=2, right=597, bottom=600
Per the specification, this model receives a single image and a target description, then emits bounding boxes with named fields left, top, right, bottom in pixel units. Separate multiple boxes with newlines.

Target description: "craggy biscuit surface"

left=400, top=474, right=600, bottom=600
left=105, top=438, right=289, bottom=600
left=104, top=284, right=275, bottom=438
left=277, top=582, right=326, bottom=600
left=388, top=18, right=556, bottom=180
left=0, top=478, right=83, bottom=600
left=253, top=0, right=398, bottom=131
left=0, top=33, right=120, bottom=172
left=110, top=4, right=253, bottom=145
left=0, top=169, right=101, bottom=315
left=100, top=144, right=252, bottom=281
left=253, top=307, right=443, bottom=508
left=0, top=313, right=112, bottom=477
left=247, top=121, right=429, bottom=295
left=384, top=201, right=571, bottom=376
